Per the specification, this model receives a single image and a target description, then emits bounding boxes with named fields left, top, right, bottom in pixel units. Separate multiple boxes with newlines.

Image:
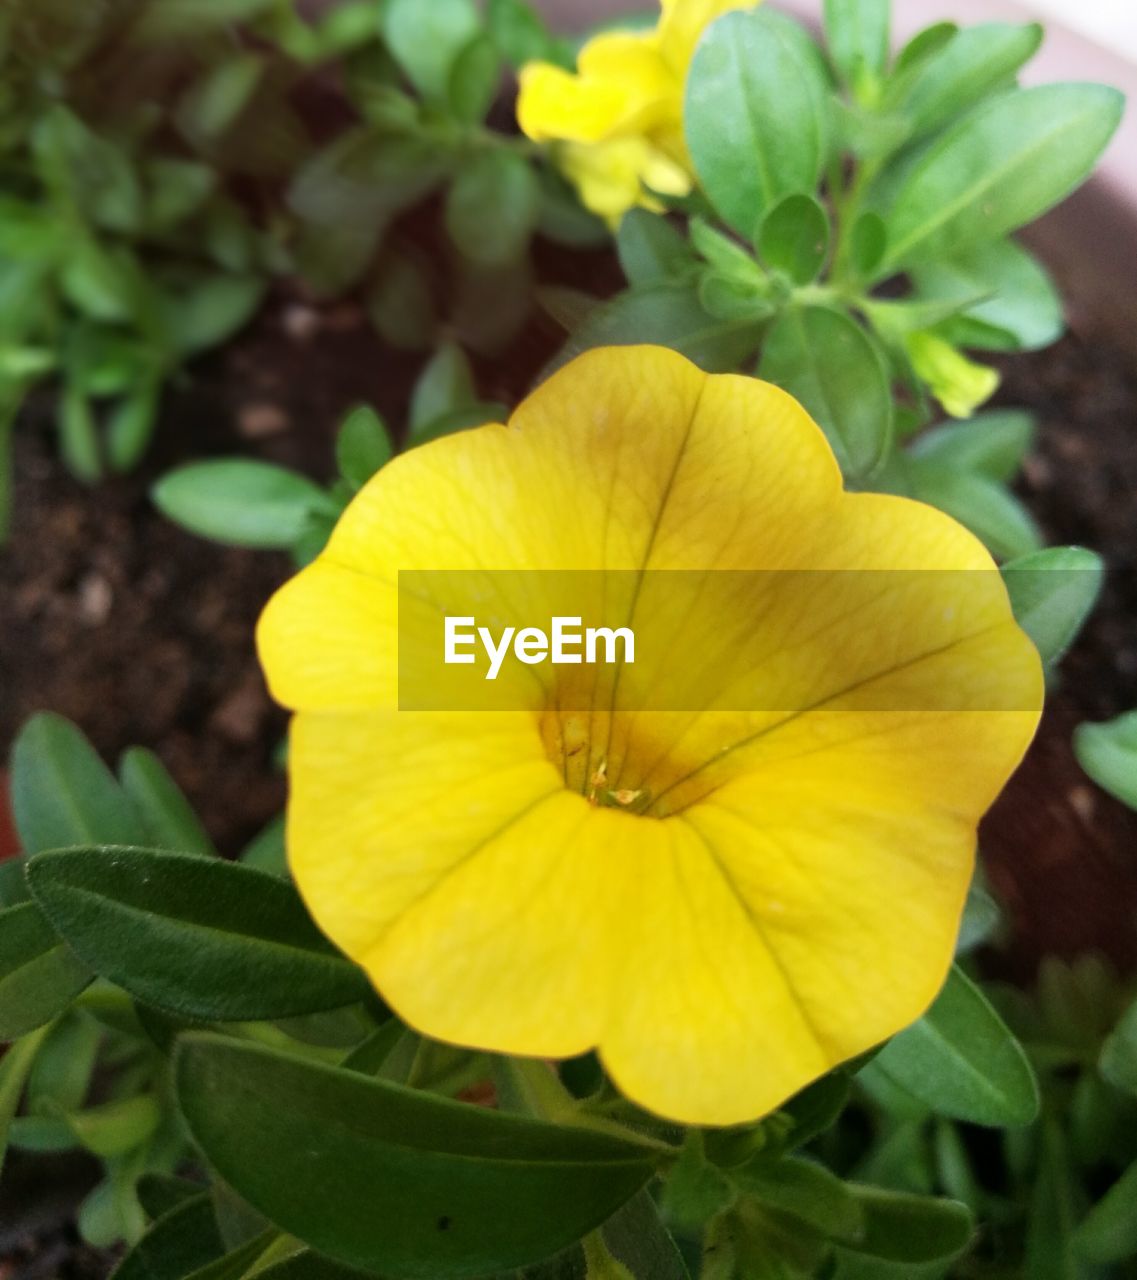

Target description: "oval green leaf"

left=759, top=305, right=893, bottom=479
left=10, top=712, right=147, bottom=854
left=686, top=9, right=830, bottom=239
left=1001, top=546, right=1104, bottom=667
left=152, top=460, right=331, bottom=550
left=174, top=1034, right=656, bottom=1279
left=759, top=193, right=831, bottom=284
left=445, top=149, right=540, bottom=267
left=870, top=965, right=1040, bottom=1128
left=881, top=83, right=1123, bottom=272
left=0, top=901, right=91, bottom=1039
left=119, top=748, right=216, bottom=857
left=26, top=847, right=369, bottom=1020
left=1075, top=712, right=1137, bottom=812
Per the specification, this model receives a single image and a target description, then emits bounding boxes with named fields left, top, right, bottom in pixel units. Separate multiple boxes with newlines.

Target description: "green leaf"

left=880, top=84, right=1124, bottom=272
left=159, top=274, right=265, bottom=357
left=64, top=1094, right=161, bottom=1159
left=446, top=149, right=540, bottom=266
left=227, top=1251, right=368, bottom=1280
left=661, top=1133, right=736, bottom=1232
left=118, top=748, right=216, bottom=857
left=777, top=1072, right=852, bottom=1151
left=336, top=405, right=393, bottom=490
left=913, top=239, right=1063, bottom=353
left=871, top=965, right=1040, bottom=1127
left=759, top=193, right=830, bottom=283
left=1099, top=997, right=1137, bottom=1096
left=889, top=22, right=958, bottom=85
left=1074, top=1162, right=1137, bottom=1263
left=368, top=252, right=437, bottom=350
left=697, top=272, right=774, bottom=324
left=850, top=211, right=888, bottom=278
left=909, top=470, right=1041, bottom=561
left=0, top=1025, right=52, bottom=1182
left=382, top=0, right=481, bottom=100
left=448, top=34, right=500, bottom=124
left=10, top=712, right=147, bottom=853
left=908, top=409, right=1035, bottom=482
left=732, top=1156, right=862, bottom=1240
left=957, top=882, right=1000, bottom=955
left=136, top=1173, right=206, bottom=1222
left=1002, top=547, right=1104, bottom=667
left=26, top=847, right=369, bottom=1021
left=536, top=170, right=609, bottom=249
left=60, top=242, right=140, bottom=325
left=106, top=381, right=162, bottom=475
left=26, top=1010, right=100, bottom=1113
left=111, top=1193, right=226, bottom=1280
left=0, top=901, right=91, bottom=1038
left=177, top=54, right=266, bottom=144
left=487, top=0, right=559, bottom=69
left=603, top=1191, right=691, bottom=1280
left=549, top=284, right=763, bottom=377
left=686, top=9, right=830, bottom=239
left=59, top=383, right=102, bottom=484
left=290, top=129, right=450, bottom=231
left=617, top=210, right=696, bottom=287
left=900, top=24, right=1044, bottom=139
left=0, top=858, right=32, bottom=908
left=240, top=815, right=288, bottom=878
left=152, top=460, right=330, bottom=550
left=1025, top=1122, right=1086, bottom=1280
left=823, top=0, right=890, bottom=92
left=838, top=1185, right=973, bottom=1263
left=1075, top=711, right=1137, bottom=811
left=174, top=1034, right=656, bottom=1278
left=410, top=342, right=479, bottom=438
left=759, top=305, right=893, bottom=479
left=145, top=159, right=217, bottom=232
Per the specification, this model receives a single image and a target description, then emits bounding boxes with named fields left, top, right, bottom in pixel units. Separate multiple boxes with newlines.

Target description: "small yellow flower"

left=258, top=346, right=1041, bottom=1126
left=907, top=331, right=1001, bottom=420
left=517, top=0, right=758, bottom=224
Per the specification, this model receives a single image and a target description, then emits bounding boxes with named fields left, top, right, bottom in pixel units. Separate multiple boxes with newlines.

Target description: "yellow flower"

left=907, top=331, right=1001, bottom=420
left=517, top=0, right=758, bottom=224
left=258, top=346, right=1041, bottom=1126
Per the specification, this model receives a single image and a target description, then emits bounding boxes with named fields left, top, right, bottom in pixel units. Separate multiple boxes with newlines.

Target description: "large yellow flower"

left=517, top=0, right=758, bottom=224
left=257, top=346, right=1042, bottom=1126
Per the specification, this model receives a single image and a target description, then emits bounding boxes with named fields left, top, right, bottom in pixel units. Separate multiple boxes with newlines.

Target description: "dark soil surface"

left=981, top=308, right=1137, bottom=980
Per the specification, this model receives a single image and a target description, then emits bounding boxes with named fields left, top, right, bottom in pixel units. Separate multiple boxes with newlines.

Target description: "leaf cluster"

left=553, top=1, right=1123, bottom=565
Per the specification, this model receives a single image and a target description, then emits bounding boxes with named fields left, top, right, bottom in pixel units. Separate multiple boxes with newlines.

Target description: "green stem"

left=503, top=1058, right=675, bottom=1157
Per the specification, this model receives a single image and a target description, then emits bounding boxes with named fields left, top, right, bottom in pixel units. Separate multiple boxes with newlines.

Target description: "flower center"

left=538, top=706, right=727, bottom=819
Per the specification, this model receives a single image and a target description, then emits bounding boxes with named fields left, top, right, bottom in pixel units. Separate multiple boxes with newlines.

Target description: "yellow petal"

left=657, top=0, right=763, bottom=73
left=559, top=138, right=690, bottom=223
left=517, top=62, right=631, bottom=144
left=907, top=331, right=1001, bottom=419
left=518, top=34, right=674, bottom=145
left=260, top=345, right=1043, bottom=1125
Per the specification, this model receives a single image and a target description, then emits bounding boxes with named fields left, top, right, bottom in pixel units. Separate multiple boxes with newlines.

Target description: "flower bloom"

left=516, top=0, right=757, bottom=225
left=258, top=346, right=1042, bottom=1125
left=907, top=331, right=1001, bottom=420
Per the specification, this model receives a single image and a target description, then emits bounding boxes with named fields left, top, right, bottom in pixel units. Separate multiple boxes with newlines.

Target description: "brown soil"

left=981, top=312, right=1137, bottom=980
